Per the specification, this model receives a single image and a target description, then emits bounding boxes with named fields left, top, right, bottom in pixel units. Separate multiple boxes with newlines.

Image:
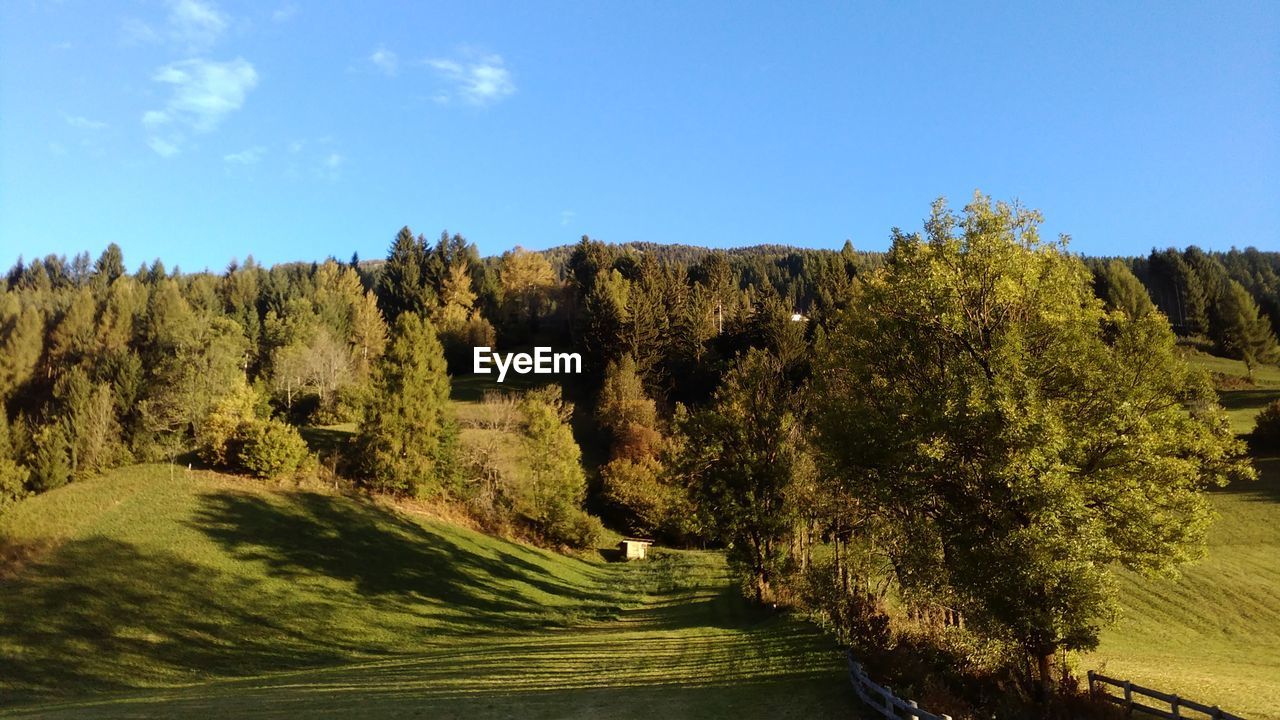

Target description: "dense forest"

left=2, top=195, right=1278, bottom=710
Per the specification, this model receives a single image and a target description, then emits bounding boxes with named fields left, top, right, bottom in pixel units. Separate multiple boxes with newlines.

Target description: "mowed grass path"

left=0, top=466, right=855, bottom=718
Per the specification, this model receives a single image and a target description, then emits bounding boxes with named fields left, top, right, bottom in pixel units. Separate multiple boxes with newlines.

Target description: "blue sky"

left=1, top=1, right=1277, bottom=270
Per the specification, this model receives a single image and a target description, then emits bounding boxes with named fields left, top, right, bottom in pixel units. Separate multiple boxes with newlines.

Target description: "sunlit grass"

left=1184, top=349, right=1280, bottom=436
left=1085, top=456, right=1280, bottom=720
left=0, top=465, right=854, bottom=718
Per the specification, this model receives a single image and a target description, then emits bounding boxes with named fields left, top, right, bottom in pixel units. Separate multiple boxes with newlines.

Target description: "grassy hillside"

left=1184, top=348, right=1280, bottom=436
left=1084, top=351, right=1280, bottom=719
left=1084, top=339, right=1280, bottom=720
left=0, top=466, right=855, bottom=718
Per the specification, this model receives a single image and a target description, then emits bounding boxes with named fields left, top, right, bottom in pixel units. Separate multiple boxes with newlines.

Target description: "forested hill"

left=2, top=199, right=1277, bottom=717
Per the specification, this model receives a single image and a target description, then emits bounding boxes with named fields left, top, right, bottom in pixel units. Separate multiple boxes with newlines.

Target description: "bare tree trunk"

left=1037, top=649, right=1055, bottom=701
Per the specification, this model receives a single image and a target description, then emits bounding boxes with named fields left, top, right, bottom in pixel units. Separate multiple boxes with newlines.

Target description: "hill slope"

left=0, top=466, right=855, bottom=718
left=1085, top=350, right=1280, bottom=720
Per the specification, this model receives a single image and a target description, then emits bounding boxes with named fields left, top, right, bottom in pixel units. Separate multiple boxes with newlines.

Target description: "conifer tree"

left=515, top=387, right=596, bottom=547
left=680, top=348, right=799, bottom=602
left=1219, top=279, right=1280, bottom=378
left=376, top=227, right=433, bottom=323
left=357, top=312, right=458, bottom=497
left=1092, top=259, right=1155, bottom=319
left=0, top=412, right=28, bottom=512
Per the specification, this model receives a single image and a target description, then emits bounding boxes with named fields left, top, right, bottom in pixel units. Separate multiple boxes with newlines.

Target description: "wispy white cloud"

left=169, top=0, right=228, bottom=50
left=63, top=113, right=107, bottom=130
left=48, top=142, right=69, bottom=157
left=148, top=138, right=180, bottom=157
left=121, top=18, right=160, bottom=45
left=318, top=152, right=344, bottom=181
left=224, top=146, right=266, bottom=165
left=425, top=54, right=515, bottom=106
left=143, top=58, right=258, bottom=157
left=121, top=0, right=228, bottom=51
left=272, top=3, right=297, bottom=22
left=560, top=210, right=575, bottom=226
left=369, top=46, right=398, bottom=76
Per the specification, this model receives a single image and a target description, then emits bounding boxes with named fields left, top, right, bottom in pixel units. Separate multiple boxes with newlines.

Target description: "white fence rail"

left=847, top=651, right=952, bottom=720
left=1088, top=671, right=1247, bottom=720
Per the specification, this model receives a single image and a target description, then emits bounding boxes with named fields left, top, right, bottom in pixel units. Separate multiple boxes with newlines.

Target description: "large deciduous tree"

left=811, top=195, right=1253, bottom=694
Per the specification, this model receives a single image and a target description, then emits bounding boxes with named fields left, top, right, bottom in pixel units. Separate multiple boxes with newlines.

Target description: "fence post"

left=907, top=699, right=920, bottom=720
left=1123, top=681, right=1133, bottom=716
left=1211, top=707, right=1223, bottom=719
left=1171, top=695, right=1181, bottom=719
left=1087, top=670, right=1096, bottom=699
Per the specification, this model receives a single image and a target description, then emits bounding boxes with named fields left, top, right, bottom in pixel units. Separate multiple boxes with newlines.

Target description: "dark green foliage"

left=376, top=227, right=435, bottom=323
left=1217, top=280, right=1280, bottom=377
left=679, top=348, right=799, bottom=602
left=28, top=423, right=70, bottom=493
left=514, top=387, right=598, bottom=548
left=1090, top=258, right=1155, bottom=319
left=236, top=419, right=310, bottom=478
left=1143, top=248, right=1211, bottom=335
left=1251, top=400, right=1280, bottom=451
left=357, top=313, right=458, bottom=498
left=0, top=412, right=28, bottom=511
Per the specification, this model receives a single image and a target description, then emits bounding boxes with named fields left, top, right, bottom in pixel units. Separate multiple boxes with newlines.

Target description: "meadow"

left=0, top=464, right=855, bottom=718
left=1084, top=352, right=1280, bottom=720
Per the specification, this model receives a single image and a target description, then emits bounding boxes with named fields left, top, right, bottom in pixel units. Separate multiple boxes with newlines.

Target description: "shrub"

left=552, top=510, right=604, bottom=550
left=237, top=419, right=310, bottom=478
left=1253, top=400, right=1280, bottom=450
left=600, top=457, right=671, bottom=536
left=196, top=383, right=259, bottom=467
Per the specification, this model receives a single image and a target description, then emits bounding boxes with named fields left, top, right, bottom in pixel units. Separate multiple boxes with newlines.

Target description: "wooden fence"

left=1088, top=671, right=1247, bottom=720
left=847, top=651, right=952, bottom=720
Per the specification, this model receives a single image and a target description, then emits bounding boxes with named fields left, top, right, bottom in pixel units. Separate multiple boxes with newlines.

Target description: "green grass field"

left=0, top=466, right=855, bottom=718
left=1083, top=351, right=1280, bottom=719
left=1184, top=348, right=1280, bottom=436
left=1086, top=460, right=1280, bottom=718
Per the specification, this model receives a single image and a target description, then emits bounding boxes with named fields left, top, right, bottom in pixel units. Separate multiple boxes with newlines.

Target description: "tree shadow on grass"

left=1217, top=388, right=1280, bottom=412
left=187, top=490, right=628, bottom=624
left=1216, top=455, right=1280, bottom=504
left=0, top=536, right=354, bottom=703
left=0, top=492, right=638, bottom=705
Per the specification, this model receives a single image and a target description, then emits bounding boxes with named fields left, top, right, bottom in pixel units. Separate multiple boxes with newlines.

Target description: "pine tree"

left=0, top=412, right=29, bottom=512
left=93, top=243, right=126, bottom=286
left=597, top=355, right=660, bottom=461
left=357, top=312, right=458, bottom=497
left=28, top=422, right=70, bottom=493
left=0, top=298, right=44, bottom=401
left=515, top=387, right=596, bottom=547
left=376, top=227, right=433, bottom=323
left=1092, top=259, right=1155, bottom=319
left=496, top=247, right=559, bottom=343
left=1220, top=280, right=1280, bottom=378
